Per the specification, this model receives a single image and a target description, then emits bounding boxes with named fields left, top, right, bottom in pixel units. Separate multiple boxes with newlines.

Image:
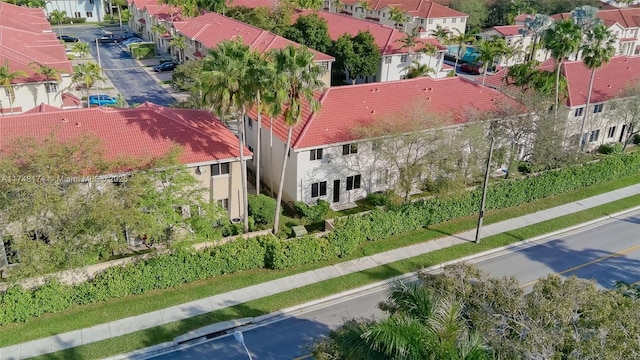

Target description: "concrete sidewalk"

left=2, top=184, right=640, bottom=359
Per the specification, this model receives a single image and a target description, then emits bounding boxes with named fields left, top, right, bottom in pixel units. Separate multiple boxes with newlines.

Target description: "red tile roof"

left=23, top=103, right=62, bottom=113
left=0, top=103, right=250, bottom=166
left=514, top=14, right=533, bottom=22
left=552, top=8, right=640, bottom=29
left=174, top=12, right=334, bottom=61
left=341, top=0, right=467, bottom=19
left=491, top=25, right=524, bottom=37
left=227, top=0, right=276, bottom=8
left=62, top=92, right=82, bottom=108
left=130, top=0, right=156, bottom=11
left=0, top=2, right=72, bottom=80
left=563, top=56, right=640, bottom=107
left=294, top=10, right=444, bottom=55
left=253, top=77, right=516, bottom=149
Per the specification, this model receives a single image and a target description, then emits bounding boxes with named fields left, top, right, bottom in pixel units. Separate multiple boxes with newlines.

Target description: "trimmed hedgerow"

left=1, top=152, right=639, bottom=325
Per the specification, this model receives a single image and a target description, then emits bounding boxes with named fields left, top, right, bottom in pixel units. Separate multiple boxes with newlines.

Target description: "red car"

left=460, top=63, right=481, bottom=75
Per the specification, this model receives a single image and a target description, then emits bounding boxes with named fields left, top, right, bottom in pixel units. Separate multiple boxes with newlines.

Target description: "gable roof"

left=0, top=103, right=249, bottom=167
left=0, top=2, right=72, bottom=80
left=294, top=10, right=444, bottom=55
left=252, top=77, right=516, bottom=149
left=342, top=0, right=467, bottom=19
left=552, top=8, right=640, bottom=28
left=563, top=55, right=640, bottom=107
left=174, top=12, right=334, bottom=61
left=226, top=0, right=276, bottom=8
left=490, top=25, right=524, bottom=37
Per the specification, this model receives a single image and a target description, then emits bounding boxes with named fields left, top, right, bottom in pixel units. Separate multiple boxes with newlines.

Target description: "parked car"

left=97, top=35, right=117, bottom=43
left=153, top=62, right=178, bottom=72
left=121, top=37, right=144, bottom=46
left=88, top=94, right=117, bottom=106
left=460, top=63, right=481, bottom=75
left=58, top=35, right=78, bottom=43
left=121, top=31, right=137, bottom=40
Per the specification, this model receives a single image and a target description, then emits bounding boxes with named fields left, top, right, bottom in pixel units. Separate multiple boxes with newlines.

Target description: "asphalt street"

left=59, top=25, right=176, bottom=106
left=147, top=210, right=640, bottom=360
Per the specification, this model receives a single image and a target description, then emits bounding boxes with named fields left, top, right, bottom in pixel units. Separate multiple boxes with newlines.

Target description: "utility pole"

left=95, top=38, right=104, bottom=91
left=475, top=135, right=494, bottom=244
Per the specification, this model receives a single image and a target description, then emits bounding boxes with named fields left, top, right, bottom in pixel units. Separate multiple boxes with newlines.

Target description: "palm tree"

left=331, top=0, right=343, bottom=13
left=476, top=37, right=511, bottom=86
left=389, top=6, right=406, bottom=32
left=151, top=24, right=167, bottom=43
left=70, top=62, right=104, bottom=107
left=49, top=10, right=66, bottom=38
left=542, top=19, right=582, bottom=118
left=449, top=29, right=476, bottom=74
left=0, top=61, right=27, bottom=115
left=72, top=41, right=91, bottom=58
left=399, top=30, right=420, bottom=78
left=518, top=14, right=552, bottom=62
left=406, top=60, right=433, bottom=78
left=359, top=0, right=371, bottom=19
left=270, top=45, right=324, bottom=234
left=429, top=25, right=451, bottom=44
left=169, top=35, right=188, bottom=63
left=30, top=62, right=63, bottom=105
left=111, top=0, right=127, bottom=28
left=578, top=24, right=616, bottom=151
left=201, top=39, right=252, bottom=232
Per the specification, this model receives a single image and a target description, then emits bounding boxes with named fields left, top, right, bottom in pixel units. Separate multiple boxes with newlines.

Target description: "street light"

left=233, top=331, right=253, bottom=360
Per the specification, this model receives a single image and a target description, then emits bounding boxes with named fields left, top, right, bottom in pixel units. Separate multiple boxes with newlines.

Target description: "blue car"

left=88, top=94, right=117, bottom=106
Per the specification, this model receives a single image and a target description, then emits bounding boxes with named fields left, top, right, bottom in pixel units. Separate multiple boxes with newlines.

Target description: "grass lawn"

left=4, top=173, right=640, bottom=358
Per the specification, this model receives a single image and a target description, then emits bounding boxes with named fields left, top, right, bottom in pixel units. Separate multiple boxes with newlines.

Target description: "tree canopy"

left=284, top=13, right=333, bottom=53
left=331, top=31, right=380, bottom=85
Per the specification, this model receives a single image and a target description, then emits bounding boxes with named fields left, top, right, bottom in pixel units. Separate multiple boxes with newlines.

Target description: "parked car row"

left=97, top=31, right=139, bottom=44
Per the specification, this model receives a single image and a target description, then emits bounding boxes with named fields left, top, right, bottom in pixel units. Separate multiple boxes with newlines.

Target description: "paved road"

left=148, top=210, right=640, bottom=360
left=59, top=25, right=175, bottom=106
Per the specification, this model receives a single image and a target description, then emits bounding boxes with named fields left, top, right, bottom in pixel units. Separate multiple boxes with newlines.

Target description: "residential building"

left=295, top=10, right=450, bottom=82
left=329, top=0, right=468, bottom=36
left=0, top=103, right=251, bottom=219
left=244, top=77, right=519, bottom=207
left=482, top=25, right=547, bottom=67
left=0, top=2, right=77, bottom=114
left=45, top=0, right=105, bottom=22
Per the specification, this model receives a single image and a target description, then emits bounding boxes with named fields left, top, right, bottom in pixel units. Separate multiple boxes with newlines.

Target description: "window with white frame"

left=74, top=12, right=81, bottom=18
left=428, top=19, right=433, bottom=24
left=400, top=54, right=408, bottom=63
left=452, top=18, right=456, bottom=23
left=607, top=126, right=616, bottom=138
left=593, top=103, right=604, bottom=113
left=384, top=57, right=392, bottom=64
left=211, top=162, right=230, bottom=176
left=574, top=107, right=584, bottom=117
left=310, top=148, right=323, bottom=161
left=443, top=18, right=447, bottom=24
left=311, top=181, right=327, bottom=198
left=342, top=143, right=358, bottom=155
left=216, top=198, right=229, bottom=210
left=346, top=174, right=361, bottom=190
left=589, top=129, right=600, bottom=142
left=86, top=11, right=93, bottom=17
left=320, top=61, right=330, bottom=71
left=44, top=82, right=58, bottom=93
left=461, top=17, right=466, bottom=23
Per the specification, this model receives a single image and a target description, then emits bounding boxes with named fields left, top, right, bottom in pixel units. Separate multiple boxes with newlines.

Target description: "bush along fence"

left=1, top=152, right=640, bottom=325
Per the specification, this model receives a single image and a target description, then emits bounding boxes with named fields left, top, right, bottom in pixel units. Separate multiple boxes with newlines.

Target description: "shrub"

left=633, top=134, right=640, bottom=145
left=597, top=143, right=622, bottom=155
left=248, top=194, right=277, bottom=225
left=366, top=192, right=389, bottom=206
left=294, top=199, right=330, bottom=221
left=517, top=161, right=532, bottom=174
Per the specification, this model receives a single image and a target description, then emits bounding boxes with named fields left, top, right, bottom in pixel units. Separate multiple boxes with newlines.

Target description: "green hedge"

left=1, top=152, right=639, bottom=325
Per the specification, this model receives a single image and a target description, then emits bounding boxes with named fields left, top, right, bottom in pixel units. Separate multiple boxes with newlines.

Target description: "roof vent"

left=75, top=122, right=81, bottom=127
left=426, top=97, right=431, bottom=101
left=628, top=66, right=632, bottom=70
left=375, top=88, right=379, bottom=92
left=608, top=84, right=612, bottom=88
left=61, top=118, right=68, bottom=123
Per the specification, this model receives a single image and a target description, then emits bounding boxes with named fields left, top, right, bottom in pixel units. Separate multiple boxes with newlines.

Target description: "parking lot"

left=59, top=25, right=183, bottom=107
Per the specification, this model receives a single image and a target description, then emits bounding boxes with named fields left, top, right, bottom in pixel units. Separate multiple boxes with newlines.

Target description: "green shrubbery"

left=294, top=200, right=330, bottom=221
left=248, top=194, right=277, bottom=225
left=633, top=134, right=640, bottom=145
left=597, top=143, right=622, bottom=155
left=2, top=152, right=639, bottom=325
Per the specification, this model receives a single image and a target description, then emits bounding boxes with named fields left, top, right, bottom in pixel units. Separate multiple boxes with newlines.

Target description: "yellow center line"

left=520, top=243, right=640, bottom=288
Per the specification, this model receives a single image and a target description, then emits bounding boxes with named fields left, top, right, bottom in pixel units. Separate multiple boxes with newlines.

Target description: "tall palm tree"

left=449, top=29, right=476, bottom=74
left=399, top=30, right=420, bottom=78
left=270, top=45, right=324, bottom=234
left=542, top=19, right=582, bottom=118
left=169, top=35, right=188, bottom=63
left=406, top=60, right=434, bottom=78
left=201, top=39, right=252, bottom=232
left=578, top=24, right=616, bottom=150
left=30, top=62, right=64, bottom=105
left=0, top=61, right=27, bottom=115
left=389, top=6, right=406, bottom=32
left=518, top=14, right=552, bottom=62
left=49, top=10, right=66, bottom=37
left=151, top=24, right=167, bottom=44
left=70, top=62, right=104, bottom=107
left=429, top=25, right=451, bottom=44
left=476, top=37, right=511, bottom=86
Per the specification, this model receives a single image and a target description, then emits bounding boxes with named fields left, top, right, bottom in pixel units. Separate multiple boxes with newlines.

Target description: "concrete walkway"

left=2, top=184, right=640, bottom=360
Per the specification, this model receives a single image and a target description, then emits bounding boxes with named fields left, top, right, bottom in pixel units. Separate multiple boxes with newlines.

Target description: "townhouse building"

left=295, top=10, right=450, bottom=82
left=0, top=3, right=78, bottom=114
left=45, top=0, right=105, bottom=22
left=0, top=103, right=251, bottom=219
left=243, top=77, right=519, bottom=207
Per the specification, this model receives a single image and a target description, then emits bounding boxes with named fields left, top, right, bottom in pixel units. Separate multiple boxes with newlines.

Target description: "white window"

left=310, top=148, right=323, bottom=161
left=589, top=129, right=600, bottom=142
left=321, top=61, right=330, bottom=71
left=428, top=19, right=433, bottom=25
left=342, top=143, right=358, bottom=155
left=211, top=162, right=230, bottom=176
left=593, top=104, right=604, bottom=113
left=443, top=18, right=447, bottom=24
left=311, top=181, right=327, bottom=198
left=86, top=11, right=93, bottom=17
left=400, top=54, right=408, bottom=63
left=346, top=175, right=361, bottom=190
left=607, top=126, right=616, bottom=138
left=461, top=17, right=466, bottom=23
left=216, top=198, right=229, bottom=210
left=45, top=82, right=58, bottom=93
left=452, top=18, right=456, bottom=23
left=574, top=107, right=584, bottom=117
left=384, top=57, right=392, bottom=64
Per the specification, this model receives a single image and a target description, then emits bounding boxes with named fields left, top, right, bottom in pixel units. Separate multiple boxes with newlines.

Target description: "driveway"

left=61, top=25, right=177, bottom=107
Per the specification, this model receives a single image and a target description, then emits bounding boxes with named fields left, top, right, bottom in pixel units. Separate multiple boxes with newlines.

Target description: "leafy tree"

left=224, top=4, right=293, bottom=36
left=172, top=59, right=205, bottom=93
left=0, top=60, right=27, bottom=115
left=449, top=0, right=489, bottom=30
left=270, top=45, right=324, bottom=233
left=49, top=10, right=66, bottom=37
left=312, top=280, right=493, bottom=360
left=293, top=0, right=322, bottom=10
left=518, top=13, right=552, bottom=62
left=71, top=41, right=91, bottom=58
left=29, top=62, right=64, bottom=105
left=201, top=39, right=252, bottom=233
left=284, top=14, right=332, bottom=53
left=331, top=31, right=380, bottom=85
left=542, top=19, right=583, bottom=118
left=570, top=4, right=602, bottom=31
left=69, top=62, right=104, bottom=106
left=198, top=0, right=227, bottom=13
left=578, top=24, right=616, bottom=150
